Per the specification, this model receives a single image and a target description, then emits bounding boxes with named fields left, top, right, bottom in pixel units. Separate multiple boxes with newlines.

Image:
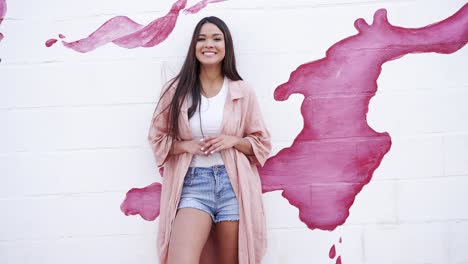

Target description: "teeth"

left=203, top=52, right=216, bottom=56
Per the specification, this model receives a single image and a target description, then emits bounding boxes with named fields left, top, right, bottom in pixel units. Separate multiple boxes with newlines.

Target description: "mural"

left=259, top=5, right=468, bottom=231
left=45, top=0, right=224, bottom=52
left=120, top=5, right=468, bottom=261
left=0, top=0, right=6, bottom=43
left=39, top=0, right=468, bottom=261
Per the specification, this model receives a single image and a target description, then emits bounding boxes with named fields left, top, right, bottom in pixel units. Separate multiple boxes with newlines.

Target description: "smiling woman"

left=148, top=16, right=271, bottom=264
left=195, top=23, right=226, bottom=70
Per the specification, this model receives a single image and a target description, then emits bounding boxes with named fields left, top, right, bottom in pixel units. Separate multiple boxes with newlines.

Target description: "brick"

left=448, top=221, right=468, bottom=264
left=364, top=223, right=449, bottom=264
left=265, top=226, right=364, bottom=264
left=375, top=136, right=444, bottom=180
left=1, top=104, right=154, bottom=152
left=0, top=148, right=159, bottom=196
left=397, top=177, right=468, bottom=222
left=0, top=193, right=158, bottom=241
left=444, top=135, right=468, bottom=176
left=0, top=235, right=157, bottom=264
left=346, top=180, right=397, bottom=225
left=0, top=61, right=164, bottom=108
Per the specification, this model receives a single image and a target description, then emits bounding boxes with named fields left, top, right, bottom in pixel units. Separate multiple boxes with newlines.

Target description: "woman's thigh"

left=215, top=220, right=239, bottom=264
left=168, top=208, right=213, bottom=264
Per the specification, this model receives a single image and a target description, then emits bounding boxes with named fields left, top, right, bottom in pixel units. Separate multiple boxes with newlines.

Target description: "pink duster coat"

left=148, top=78, right=272, bottom=264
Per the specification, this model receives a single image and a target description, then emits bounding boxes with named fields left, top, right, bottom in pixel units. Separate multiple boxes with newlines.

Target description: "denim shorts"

left=177, top=165, right=240, bottom=223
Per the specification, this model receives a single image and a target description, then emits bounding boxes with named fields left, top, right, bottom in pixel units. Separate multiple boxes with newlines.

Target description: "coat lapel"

left=221, top=78, right=245, bottom=135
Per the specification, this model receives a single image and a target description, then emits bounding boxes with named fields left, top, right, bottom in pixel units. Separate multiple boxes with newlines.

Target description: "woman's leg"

left=168, top=208, right=213, bottom=264
left=215, top=221, right=239, bottom=264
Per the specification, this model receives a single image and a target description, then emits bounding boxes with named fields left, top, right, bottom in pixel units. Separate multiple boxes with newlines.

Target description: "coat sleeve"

left=242, top=85, right=272, bottom=167
left=148, top=82, right=175, bottom=168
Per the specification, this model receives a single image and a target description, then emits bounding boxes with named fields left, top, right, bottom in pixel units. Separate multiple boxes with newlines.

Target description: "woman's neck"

left=200, top=65, right=223, bottom=82
left=199, top=66, right=224, bottom=97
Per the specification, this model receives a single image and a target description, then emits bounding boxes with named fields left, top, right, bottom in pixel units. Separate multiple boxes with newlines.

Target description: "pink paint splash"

left=120, top=182, right=162, bottom=221
left=120, top=5, right=468, bottom=232
left=61, top=0, right=185, bottom=53
left=49, top=0, right=227, bottom=53
left=0, top=0, right=6, bottom=42
left=184, top=0, right=226, bottom=14
left=45, top=38, right=58, bottom=47
left=46, top=34, right=66, bottom=47
left=258, top=4, right=468, bottom=231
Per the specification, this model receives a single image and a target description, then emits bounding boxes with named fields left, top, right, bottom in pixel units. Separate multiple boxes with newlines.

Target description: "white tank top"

left=188, top=76, right=227, bottom=167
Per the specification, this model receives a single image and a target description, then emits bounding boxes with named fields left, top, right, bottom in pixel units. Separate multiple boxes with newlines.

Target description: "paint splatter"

left=59, top=34, right=66, bottom=39
left=329, top=244, right=336, bottom=259
left=258, top=4, right=468, bottom=231
left=120, top=182, right=162, bottom=221
left=184, top=0, right=227, bottom=14
left=0, top=0, right=6, bottom=42
left=61, top=0, right=185, bottom=53
left=336, top=256, right=342, bottom=264
left=45, top=38, right=58, bottom=47
left=120, top=4, right=468, bottom=231
left=49, top=0, right=226, bottom=53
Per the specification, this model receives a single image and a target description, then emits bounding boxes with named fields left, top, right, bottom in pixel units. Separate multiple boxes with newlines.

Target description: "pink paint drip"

left=336, top=256, right=342, bottom=264
left=329, top=244, right=336, bottom=259
left=58, top=34, right=66, bottom=39
left=120, top=5, right=468, bottom=231
left=45, top=38, right=58, bottom=47
left=184, top=0, right=227, bottom=14
left=0, top=0, right=6, bottom=42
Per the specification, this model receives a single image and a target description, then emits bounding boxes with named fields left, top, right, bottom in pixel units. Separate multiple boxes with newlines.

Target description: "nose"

left=204, top=39, right=214, bottom=48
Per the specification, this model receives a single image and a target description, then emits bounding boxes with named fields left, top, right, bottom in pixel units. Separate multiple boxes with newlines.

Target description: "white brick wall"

left=1, top=0, right=467, bottom=263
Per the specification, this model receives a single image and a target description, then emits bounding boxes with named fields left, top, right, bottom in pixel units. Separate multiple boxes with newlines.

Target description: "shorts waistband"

left=187, top=165, right=226, bottom=174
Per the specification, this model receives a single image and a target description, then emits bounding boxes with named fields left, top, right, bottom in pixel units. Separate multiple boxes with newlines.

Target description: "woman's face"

left=195, top=23, right=226, bottom=68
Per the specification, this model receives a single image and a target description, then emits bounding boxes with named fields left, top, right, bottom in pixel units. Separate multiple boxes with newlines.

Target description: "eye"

left=214, top=38, right=223, bottom=41
left=197, top=37, right=206, bottom=42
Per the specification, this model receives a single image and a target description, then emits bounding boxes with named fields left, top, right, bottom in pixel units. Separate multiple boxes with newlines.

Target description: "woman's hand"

left=202, top=135, right=242, bottom=155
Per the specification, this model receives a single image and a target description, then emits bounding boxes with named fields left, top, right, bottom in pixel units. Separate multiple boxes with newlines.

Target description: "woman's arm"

left=170, top=139, right=207, bottom=156
left=239, top=85, right=272, bottom=166
left=234, top=137, right=254, bottom=155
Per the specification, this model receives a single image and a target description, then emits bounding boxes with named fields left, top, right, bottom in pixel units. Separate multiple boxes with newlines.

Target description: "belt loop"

left=188, top=167, right=195, bottom=175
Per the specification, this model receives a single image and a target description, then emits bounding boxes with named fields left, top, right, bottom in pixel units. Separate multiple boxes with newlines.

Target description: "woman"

left=149, top=16, right=271, bottom=264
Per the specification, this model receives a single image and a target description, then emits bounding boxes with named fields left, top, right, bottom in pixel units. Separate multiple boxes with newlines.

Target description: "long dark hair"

left=157, top=16, right=242, bottom=139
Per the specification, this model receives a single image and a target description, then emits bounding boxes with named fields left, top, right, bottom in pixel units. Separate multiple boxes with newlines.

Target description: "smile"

left=202, top=51, right=217, bottom=56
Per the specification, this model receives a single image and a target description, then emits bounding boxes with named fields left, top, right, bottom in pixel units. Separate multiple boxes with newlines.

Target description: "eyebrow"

left=198, top=33, right=224, bottom=37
